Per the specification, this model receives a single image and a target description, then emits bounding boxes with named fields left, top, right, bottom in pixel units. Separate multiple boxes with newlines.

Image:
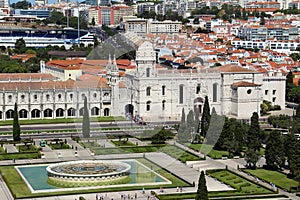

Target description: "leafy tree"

left=151, top=128, right=168, bottom=144
left=195, top=171, right=208, bottom=200
left=82, top=96, right=90, bottom=138
left=201, top=96, right=210, bottom=137
left=290, top=53, right=300, bottom=61
left=245, top=148, right=260, bottom=169
left=193, top=18, right=199, bottom=24
left=284, top=134, right=300, bottom=178
left=15, top=38, right=27, bottom=54
left=11, top=0, right=31, bottom=9
left=13, top=103, right=21, bottom=141
left=265, top=131, right=285, bottom=169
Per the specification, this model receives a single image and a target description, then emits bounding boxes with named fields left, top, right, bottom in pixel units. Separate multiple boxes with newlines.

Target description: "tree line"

left=177, top=95, right=300, bottom=186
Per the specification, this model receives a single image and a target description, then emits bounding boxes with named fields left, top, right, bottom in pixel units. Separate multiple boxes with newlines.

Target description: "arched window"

left=146, top=68, right=150, bottom=77
left=146, top=101, right=151, bottom=111
left=31, top=109, right=40, bottom=118
left=8, top=95, right=12, bottom=102
left=70, top=93, right=73, bottom=100
left=196, top=84, right=201, bottom=94
left=33, top=94, right=38, bottom=101
left=179, top=84, right=184, bottom=104
left=162, top=100, right=166, bottom=110
left=6, top=110, right=14, bottom=119
left=44, top=109, right=53, bottom=118
left=56, top=108, right=64, bottom=117
left=58, top=94, right=62, bottom=101
left=67, top=108, right=76, bottom=116
left=46, top=94, right=50, bottom=101
left=213, top=83, right=218, bottom=102
left=81, top=94, right=85, bottom=101
left=91, top=107, right=100, bottom=116
left=79, top=107, right=84, bottom=116
left=93, top=93, right=97, bottom=99
left=162, top=85, right=166, bottom=95
left=146, top=87, right=151, bottom=96
left=19, top=109, right=28, bottom=118
left=21, top=94, right=25, bottom=102
left=104, top=108, right=110, bottom=116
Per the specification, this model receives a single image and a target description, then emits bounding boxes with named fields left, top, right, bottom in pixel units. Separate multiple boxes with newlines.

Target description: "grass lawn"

left=0, top=152, right=40, bottom=160
left=48, top=143, right=71, bottom=150
left=80, top=141, right=101, bottom=149
left=0, top=158, right=190, bottom=199
left=111, top=140, right=136, bottom=146
left=92, top=145, right=201, bottom=163
left=160, top=146, right=201, bottom=162
left=208, top=170, right=272, bottom=195
left=18, top=145, right=38, bottom=152
left=0, top=116, right=125, bottom=126
left=185, top=143, right=230, bottom=159
left=244, top=169, right=299, bottom=191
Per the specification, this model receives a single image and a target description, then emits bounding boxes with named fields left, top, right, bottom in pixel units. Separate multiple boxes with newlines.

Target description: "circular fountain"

left=46, top=160, right=131, bottom=186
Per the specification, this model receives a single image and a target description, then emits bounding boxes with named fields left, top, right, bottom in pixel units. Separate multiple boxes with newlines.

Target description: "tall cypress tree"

left=195, top=171, right=208, bottom=200
left=201, top=96, right=210, bottom=137
left=82, top=96, right=90, bottom=138
left=13, top=103, right=21, bottom=141
left=265, top=130, right=285, bottom=170
left=177, top=108, right=187, bottom=142
left=246, top=112, right=261, bottom=151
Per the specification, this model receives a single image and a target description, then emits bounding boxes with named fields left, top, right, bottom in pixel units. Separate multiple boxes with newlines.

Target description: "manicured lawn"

left=0, top=152, right=40, bottom=160
left=111, top=140, right=135, bottom=146
left=0, top=116, right=126, bottom=126
left=48, top=143, right=71, bottom=150
left=208, top=170, right=272, bottom=195
left=244, top=169, right=299, bottom=191
left=185, top=143, right=230, bottom=159
left=160, top=145, right=201, bottom=162
left=18, top=144, right=38, bottom=152
left=92, top=145, right=201, bottom=163
left=80, top=141, right=101, bottom=149
left=0, top=158, right=190, bottom=199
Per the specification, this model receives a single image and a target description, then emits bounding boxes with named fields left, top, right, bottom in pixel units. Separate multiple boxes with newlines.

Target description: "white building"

left=0, top=42, right=286, bottom=121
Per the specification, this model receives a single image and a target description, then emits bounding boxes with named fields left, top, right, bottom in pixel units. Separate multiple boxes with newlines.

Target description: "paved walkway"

left=3, top=144, right=18, bottom=153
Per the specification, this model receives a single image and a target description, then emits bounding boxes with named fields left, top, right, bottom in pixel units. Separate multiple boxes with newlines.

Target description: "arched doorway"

left=44, top=109, right=53, bottom=118
left=19, top=109, right=28, bottom=119
left=6, top=110, right=14, bottom=119
left=125, top=104, right=134, bottom=115
left=79, top=107, right=84, bottom=116
left=31, top=109, right=41, bottom=118
left=91, top=107, right=100, bottom=116
left=67, top=108, right=76, bottom=117
left=56, top=108, right=64, bottom=117
left=194, top=97, right=204, bottom=114
left=104, top=108, right=110, bottom=116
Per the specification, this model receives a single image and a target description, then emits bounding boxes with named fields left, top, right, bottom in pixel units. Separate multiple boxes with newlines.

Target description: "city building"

left=124, top=18, right=182, bottom=35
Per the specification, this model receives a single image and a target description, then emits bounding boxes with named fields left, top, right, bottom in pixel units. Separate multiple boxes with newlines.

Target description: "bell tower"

left=136, top=41, right=156, bottom=78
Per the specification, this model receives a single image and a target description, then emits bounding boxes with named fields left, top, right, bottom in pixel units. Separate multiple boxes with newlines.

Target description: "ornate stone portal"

left=46, top=160, right=131, bottom=186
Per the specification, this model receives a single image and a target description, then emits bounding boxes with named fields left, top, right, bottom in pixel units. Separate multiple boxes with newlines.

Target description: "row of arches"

left=4, top=107, right=110, bottom=119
